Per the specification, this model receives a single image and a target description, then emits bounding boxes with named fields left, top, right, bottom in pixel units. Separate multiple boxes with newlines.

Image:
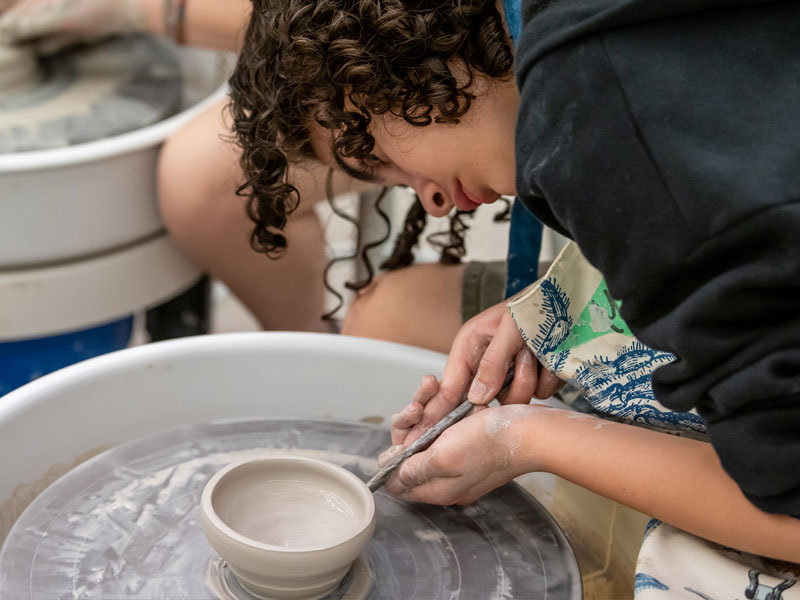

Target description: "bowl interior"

left=210, top=458, right=374, bottom=551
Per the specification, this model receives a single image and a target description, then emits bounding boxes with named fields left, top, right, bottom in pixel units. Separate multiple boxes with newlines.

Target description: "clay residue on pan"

left=358, top=415, right=384, bottom=425
left=0, top=445, right=110, bottom=546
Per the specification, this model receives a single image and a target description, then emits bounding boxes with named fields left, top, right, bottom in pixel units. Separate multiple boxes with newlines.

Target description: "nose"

left=414, top=179, right=453, bottom=218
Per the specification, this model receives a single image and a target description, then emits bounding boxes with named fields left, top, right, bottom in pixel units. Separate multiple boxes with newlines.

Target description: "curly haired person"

left=229, top=0, right=800, bottom=580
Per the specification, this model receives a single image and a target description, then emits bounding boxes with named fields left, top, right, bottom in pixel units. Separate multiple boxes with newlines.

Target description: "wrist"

left=495, top=403, right=554, bottom=476
left=163, top=0, right=187, bottom=44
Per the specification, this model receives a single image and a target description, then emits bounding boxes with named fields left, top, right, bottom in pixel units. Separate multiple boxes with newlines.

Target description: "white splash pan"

left=0, top=333, right=446, bottom=529
left=0, top=46, right=234, bottom=268
left=0, top=332, right=648, bottom=594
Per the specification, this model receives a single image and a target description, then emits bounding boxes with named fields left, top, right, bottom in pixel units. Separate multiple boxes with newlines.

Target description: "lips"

left=453, top=180, right=482, bottom=212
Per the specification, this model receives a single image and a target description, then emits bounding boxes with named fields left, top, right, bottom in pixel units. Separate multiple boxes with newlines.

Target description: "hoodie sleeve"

left=514, top=1, right=800, bottom=516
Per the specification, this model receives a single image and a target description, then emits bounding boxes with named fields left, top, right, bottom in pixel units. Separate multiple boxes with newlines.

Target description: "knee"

left=340, top=262, right=465, bottom=351
left=340, top=273, right=396, bottom=339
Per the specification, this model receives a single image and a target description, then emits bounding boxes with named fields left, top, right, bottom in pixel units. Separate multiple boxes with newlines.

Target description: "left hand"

left=390, top=301, right=563, bottom=448
left=385, top=404, right=544, bottom=505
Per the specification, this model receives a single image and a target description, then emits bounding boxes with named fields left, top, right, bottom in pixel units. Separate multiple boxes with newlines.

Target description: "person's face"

left=309, top=75, right=519, bottom=217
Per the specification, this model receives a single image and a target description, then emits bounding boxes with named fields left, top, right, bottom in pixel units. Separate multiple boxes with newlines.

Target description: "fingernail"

left=468, top=378, right=486, bottom=403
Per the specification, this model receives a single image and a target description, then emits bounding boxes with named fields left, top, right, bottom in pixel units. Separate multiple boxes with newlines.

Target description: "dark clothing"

left=514, top=0, right=800, bottom=516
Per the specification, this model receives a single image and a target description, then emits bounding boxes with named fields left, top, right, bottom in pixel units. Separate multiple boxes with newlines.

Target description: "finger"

left=389, top=403, right=423, bottom=446
left=404, top=371, right=472, bottom=446
left=390, top=375, right=438, bottom=445
left=395, top=476, right=464, bottom=506
left=384, top=447, right=441, bottom=497
left=405, top=303, right=508, bottom=444
left=411, top=374, right=439, bottom=408
left=533, top=366, right=564, bottom=399
left=467, top=308, right=525, bottom=405
left=501, top=346, right=538, bottom=405
left=0, top=4, right=59, bottom=40
left=378, top=444, right=405, bottom=467
left=434, top=302, right=508, bottom=405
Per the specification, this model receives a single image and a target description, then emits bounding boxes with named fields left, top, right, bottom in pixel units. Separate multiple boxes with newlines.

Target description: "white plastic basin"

left=0, top=46, right=234, bottom=268
left=0, top=332, right=446, bottom=543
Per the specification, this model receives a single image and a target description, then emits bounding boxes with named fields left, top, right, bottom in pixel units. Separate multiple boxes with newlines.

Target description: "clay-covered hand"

left=385, top=404, right=544, bottom=505
left=0, top=0, right=146, bottom=52
left=388, top=301, right=563, bottom=449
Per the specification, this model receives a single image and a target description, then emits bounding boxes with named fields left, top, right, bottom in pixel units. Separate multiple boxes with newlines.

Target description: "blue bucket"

left=0, top=316, right=134, bottom=396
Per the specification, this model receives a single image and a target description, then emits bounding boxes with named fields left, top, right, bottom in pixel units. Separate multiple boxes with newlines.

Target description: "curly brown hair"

left=228, top=0, right=514, bottom=256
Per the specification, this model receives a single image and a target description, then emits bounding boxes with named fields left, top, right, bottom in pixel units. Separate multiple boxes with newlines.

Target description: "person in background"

left=0, top=0, right=519, bottom=350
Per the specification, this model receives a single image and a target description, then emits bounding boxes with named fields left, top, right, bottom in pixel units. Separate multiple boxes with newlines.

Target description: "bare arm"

left=535, top=408, right=800, bottom=562
left=138, top=0, right=251, bottom=51
left=390, top=402, right=800, bottom=562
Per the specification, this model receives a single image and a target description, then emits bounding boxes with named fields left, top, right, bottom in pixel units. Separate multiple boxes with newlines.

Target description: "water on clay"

left=217, top=478, right=356, bottom=548
left=0, top=419, right=582, bottom=599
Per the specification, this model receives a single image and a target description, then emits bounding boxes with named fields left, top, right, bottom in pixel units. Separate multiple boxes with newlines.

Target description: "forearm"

left=138, top=0, right=251, bottom=51
left=520, top=408, right=800, bottom=562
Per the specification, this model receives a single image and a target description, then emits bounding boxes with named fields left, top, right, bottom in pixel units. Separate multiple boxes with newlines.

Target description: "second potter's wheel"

left=0, top=34, right=182, bottom=153
left=0, top=419, right=581, bottom=599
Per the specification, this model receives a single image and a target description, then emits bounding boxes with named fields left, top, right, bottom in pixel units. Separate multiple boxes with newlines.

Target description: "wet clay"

left=216, top=478, right=356, bottom=548
left=201, top=456, right=376, bottom=600
left=0, top=445, right=109, bottom=546
left=0, top=45, right=39, bottom=93
left=0, top=35, right=181, bottom=153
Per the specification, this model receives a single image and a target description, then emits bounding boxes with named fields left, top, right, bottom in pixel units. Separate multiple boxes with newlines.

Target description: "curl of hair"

left=229, top=0, right=514, bottom=255
left=381, top=197, right=428, bottom=271
left=427, top=209, right=473, bottom=264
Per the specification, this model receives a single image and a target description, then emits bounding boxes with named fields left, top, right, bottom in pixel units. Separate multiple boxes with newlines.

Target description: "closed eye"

left=332, top=149, right=392, bottom=184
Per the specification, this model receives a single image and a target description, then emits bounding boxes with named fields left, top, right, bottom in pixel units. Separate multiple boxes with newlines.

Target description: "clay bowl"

left=200, top=456, right=376, bottom=600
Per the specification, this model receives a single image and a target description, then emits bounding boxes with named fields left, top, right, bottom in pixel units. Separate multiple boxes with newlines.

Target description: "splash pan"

left=0, top=419, right=581, bottom=599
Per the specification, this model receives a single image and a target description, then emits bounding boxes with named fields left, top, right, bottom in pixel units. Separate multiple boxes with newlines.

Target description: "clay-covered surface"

left=0, top=34, right=182, bottom=153
left=0, top=419, right=581, bottom=599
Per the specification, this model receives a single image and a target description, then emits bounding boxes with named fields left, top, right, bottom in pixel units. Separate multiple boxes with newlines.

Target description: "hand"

left=385, top=404, right=544, bottom=505
left=0, top=0, right=146, bottom=52
left=390, top=301, right=563, bottom=447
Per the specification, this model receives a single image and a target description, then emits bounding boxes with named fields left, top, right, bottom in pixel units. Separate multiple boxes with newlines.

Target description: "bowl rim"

left=201, top=455, right=376, bottom=554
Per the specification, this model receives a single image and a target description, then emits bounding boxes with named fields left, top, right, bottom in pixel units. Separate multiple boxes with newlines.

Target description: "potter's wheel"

left=0, top=34, right=182, bottom=153
left=0, top=419, right=581, bottom=599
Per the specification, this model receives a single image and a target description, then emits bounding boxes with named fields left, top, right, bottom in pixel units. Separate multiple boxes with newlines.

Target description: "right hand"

left=385, top=403, right=547, bottom=505
left=0, top=0, right=146, bottom=53
left=388, top=301, right=563, bottom=449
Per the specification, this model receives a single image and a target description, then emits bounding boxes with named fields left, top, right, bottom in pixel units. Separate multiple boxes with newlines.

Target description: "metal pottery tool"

left=367, top=368, right=515, bottom=492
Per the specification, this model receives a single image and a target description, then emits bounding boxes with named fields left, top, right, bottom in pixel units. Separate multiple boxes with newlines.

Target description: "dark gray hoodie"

left=514, top=0, right=800, bottom=517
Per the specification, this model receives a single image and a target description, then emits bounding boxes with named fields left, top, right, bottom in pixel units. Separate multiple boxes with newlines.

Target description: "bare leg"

left=158, top=99, right=366, bottom=331
left=341, top=262, right=466, bottom=353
